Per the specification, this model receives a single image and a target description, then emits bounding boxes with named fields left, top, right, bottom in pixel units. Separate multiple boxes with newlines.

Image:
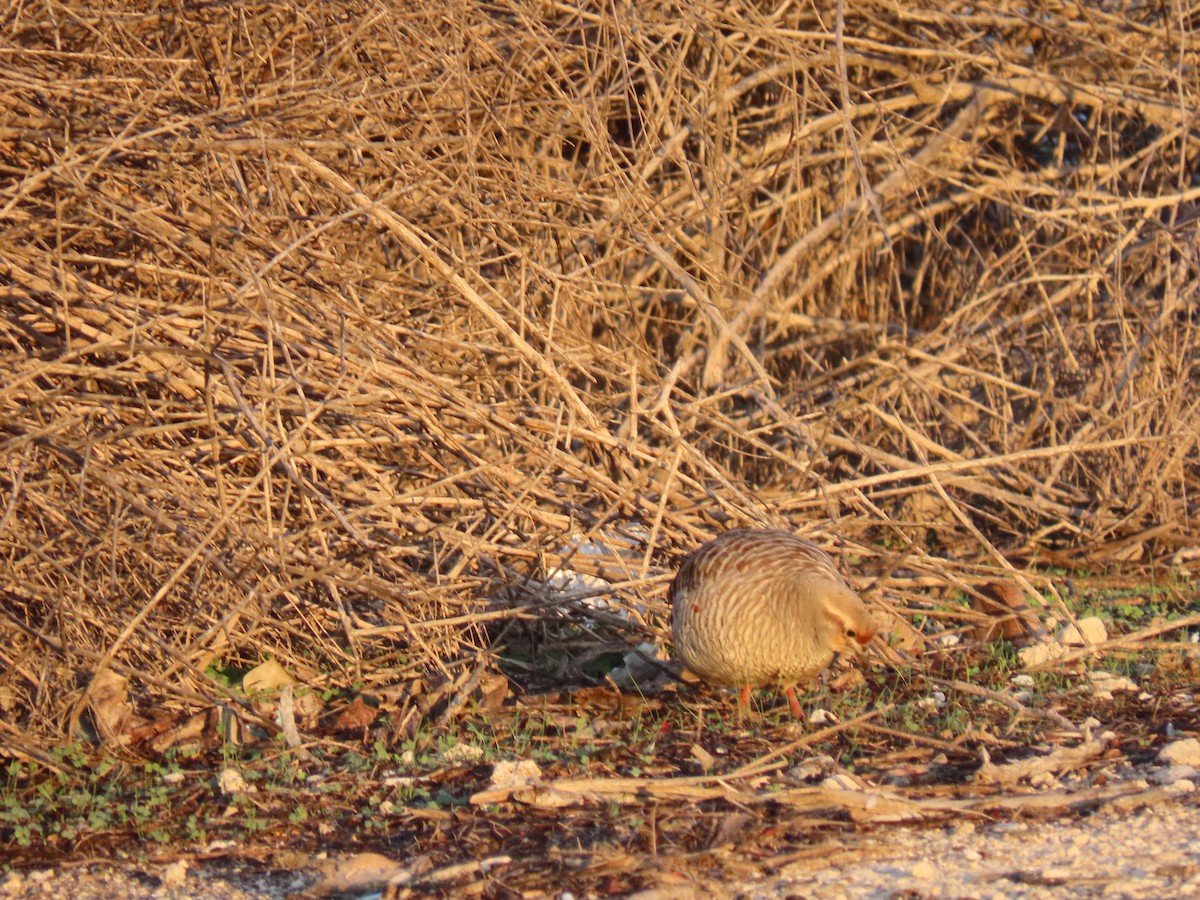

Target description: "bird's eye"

left=846, top=629, right=857, bottom=639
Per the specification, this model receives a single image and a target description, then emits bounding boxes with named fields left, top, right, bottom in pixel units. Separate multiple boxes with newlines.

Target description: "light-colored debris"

left=489, top=759, right=542, bottom=789
left=242, top=659, right=296, bottom=695
left=308, top=852, right=417, bottom=897
left=974, top=738, right=1111, bottom=787
left=1148, top=765, right=1198, bottom=787
left=278, top=685, right=303, bottom=750
left=544, top=529, right=650, bottom=618
left=1018, top=640, right=1069, bottom=667
left=1159, top=738, right=1200, bottom=767
left=690, top=744, right=716, bottom=771
left=915, top=690, right=946, bottom=709
left=1088, top=670, right=1139, bottom=699
left=787, top=755, right=837, bottom=782
left=808, top=708, right=839, bottom=725
left=217, top=768, right=253, bottom=796
left=1058, top=616, right=1108, bottom=646
left=439, top=742, right=486, bottom=766
left=821, top=773, right=863, bottom=792
left=160, top=860, right=188, bottom=888
left=390, top=855, right=512, bottom=889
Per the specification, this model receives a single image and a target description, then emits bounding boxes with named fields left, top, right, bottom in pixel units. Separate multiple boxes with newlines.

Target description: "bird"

left=669, top=528, right=875, bottom=717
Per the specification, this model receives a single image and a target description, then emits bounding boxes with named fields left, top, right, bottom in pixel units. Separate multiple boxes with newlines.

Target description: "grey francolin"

left=670, top=528, right=874, bottom=717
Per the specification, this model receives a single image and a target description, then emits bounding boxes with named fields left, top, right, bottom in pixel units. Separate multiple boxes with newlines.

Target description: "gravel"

left=767, top=796, right=1200, bottom=900
left=3, top=797, right=1198, bottom=899
left=0, top=858, right=315, bottom=900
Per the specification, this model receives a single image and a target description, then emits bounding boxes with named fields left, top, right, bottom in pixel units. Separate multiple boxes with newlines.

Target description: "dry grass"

left=1, top=0, right=1198, bottom=742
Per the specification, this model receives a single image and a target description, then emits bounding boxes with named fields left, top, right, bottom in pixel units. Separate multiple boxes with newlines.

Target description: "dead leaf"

left=332, top=695, right=380, bottom=733
left=87, top=669, right=145, bottom=743
left=242, top=659, right=296, bottom=695
left=309, top=852, right=424, bottom=897
left=690, top=744, right=715, bottom=771
left=971, top=581, right=1047, bottom=646
left=476, top=671, right=510, bottom=710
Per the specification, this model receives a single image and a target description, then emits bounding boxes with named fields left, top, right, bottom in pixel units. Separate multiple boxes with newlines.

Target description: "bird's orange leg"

left=784, top=685, right=806, bottom=720
left=738, top=685, right=752, bottom=713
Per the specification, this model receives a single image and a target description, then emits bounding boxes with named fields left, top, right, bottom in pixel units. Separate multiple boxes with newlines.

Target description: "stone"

left=1018, top=641, right=1068, bottom=666
left=1087, top=671, right=1137, bottom=693
left=489, top=758, right=541, bottom=788
left=440, top=742, right=485, bottom=765
left=1159, top=738, right=1200, bottom=767
left=1149, top=765, right=1198, bottom=786
left=1058, top=616, right=1107, bottom=646
left=910, top=860, right=937, bottom=880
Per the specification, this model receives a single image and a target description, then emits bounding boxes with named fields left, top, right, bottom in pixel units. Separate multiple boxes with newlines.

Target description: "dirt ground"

left=3, top=794, right=1198, bottom=899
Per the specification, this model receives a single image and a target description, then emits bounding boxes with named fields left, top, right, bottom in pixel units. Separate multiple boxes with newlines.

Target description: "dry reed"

left=1, top=0, right=1197, bottom=740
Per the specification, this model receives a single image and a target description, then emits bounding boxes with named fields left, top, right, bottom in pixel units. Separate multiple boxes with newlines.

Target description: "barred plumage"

left=669, top=528, right=874, bottom=716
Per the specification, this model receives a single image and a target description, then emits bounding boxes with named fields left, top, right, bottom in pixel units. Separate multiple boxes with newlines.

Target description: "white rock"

left=1058, top=616, right=1107, bottom=646
left=1018, top=641, right=1068, bottom=666
left=1030, top=772, right=1060, bottom=790
left=1149, top=765, right=1198, bottom=786
left=1010, top=674, right=1036, bottom=687
left=218, top=768, right=252, bottom=795
left=910, top=860, right=937, bottom=880
left=161, top=860, right=188, bottom=887
left=1159, top=738, right=1200, bottom=767
left=489, top=759, right=541, bottom=788
left=1088, top=671, right=1137, bottom=693
left=440, top=743, right=485, bottom=765
left=789, top=755, right=837, bottom=781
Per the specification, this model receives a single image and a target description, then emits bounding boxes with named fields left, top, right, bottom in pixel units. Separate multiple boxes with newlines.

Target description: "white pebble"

left=910, top=860, right=937, bottom=879
left=1159, top=738, right=1200, bottom=767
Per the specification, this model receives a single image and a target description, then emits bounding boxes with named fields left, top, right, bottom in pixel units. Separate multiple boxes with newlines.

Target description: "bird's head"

left=820, top=585, right=875, bottom=653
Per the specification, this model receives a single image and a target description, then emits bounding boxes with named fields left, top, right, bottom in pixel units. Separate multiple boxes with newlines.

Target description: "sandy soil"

left=4, top=792, right=1198, bottom=900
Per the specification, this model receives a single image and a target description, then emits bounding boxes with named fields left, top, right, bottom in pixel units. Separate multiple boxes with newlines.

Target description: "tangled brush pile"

left=1, top=1, right=1196, bottom=739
